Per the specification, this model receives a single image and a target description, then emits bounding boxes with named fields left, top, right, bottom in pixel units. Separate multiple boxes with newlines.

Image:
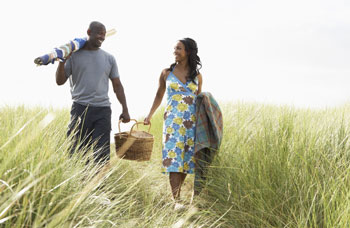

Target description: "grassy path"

left=2, top=104, right=350, bottom=227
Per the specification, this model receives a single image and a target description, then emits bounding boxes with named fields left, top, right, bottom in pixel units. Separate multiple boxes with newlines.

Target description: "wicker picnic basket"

left=114, top=119, right=154, bottom=161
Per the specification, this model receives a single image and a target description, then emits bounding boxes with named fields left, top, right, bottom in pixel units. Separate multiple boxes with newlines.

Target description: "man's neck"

left=82, top=41, right=99, bottom=51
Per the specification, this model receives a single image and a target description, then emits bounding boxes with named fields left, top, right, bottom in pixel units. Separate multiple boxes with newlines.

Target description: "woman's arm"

left=144, top=69, right=168, bottom=124
left=197, top=73, right=203, bottom=95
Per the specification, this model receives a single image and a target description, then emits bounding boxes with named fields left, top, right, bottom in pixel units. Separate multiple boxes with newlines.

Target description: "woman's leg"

left=169, top=172, right=187, bottom=200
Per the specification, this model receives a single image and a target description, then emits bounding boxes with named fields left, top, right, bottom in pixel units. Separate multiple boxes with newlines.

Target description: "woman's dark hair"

left=169, top=38, right=202, bottom=83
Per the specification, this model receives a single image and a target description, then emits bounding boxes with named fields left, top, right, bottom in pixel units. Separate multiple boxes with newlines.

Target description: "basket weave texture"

left=114, top=120, right=154, bottom=161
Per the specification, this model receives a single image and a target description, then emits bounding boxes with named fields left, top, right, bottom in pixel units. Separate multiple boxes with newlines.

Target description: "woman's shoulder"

left=162, top=68, right=171, bottom=75
left=161, top=68, right=171, bottom=80
left=196, top=73, right=203, bottom=81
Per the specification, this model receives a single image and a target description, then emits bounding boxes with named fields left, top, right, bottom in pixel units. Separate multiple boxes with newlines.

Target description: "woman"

left=144, top=38, right=202, bottom=207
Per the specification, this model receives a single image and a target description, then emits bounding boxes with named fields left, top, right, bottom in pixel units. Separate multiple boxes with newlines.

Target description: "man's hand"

left=119, top=111, right=130, bottom=123
left=62, top=52, right=73, bottom=63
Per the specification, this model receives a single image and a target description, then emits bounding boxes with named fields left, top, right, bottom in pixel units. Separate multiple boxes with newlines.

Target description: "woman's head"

left=171, top=38, right=202, bottom=82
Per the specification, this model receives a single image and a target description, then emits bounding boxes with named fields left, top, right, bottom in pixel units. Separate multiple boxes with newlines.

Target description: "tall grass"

left=200, top=103, right=350, bottom=227
left=1, top=103, right=350, bottom=227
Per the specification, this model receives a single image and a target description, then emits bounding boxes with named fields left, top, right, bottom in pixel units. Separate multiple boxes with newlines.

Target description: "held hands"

left=119, top=111, right=130, bottom=123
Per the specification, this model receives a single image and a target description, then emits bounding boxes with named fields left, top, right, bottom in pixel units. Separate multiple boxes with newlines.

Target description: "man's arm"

left=56, top=52, right=73, bottom=85
left=55, top=62, right=68, bottom=85
left=111, top=77, right=130, bottom=123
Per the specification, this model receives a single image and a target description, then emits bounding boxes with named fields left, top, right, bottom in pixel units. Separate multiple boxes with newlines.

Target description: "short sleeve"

left=64, top=58, right=72, bottom=78
left=109, top=55, right=120, bottom=79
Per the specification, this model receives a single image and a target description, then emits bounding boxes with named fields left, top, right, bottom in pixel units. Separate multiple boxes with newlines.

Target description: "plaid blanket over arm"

left=194, top=92, right=223, bottom=195
left=194, top=92, right=223, bottom=154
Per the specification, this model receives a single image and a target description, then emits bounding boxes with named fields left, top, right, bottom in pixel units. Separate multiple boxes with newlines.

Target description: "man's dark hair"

left=89, top=21, right=105, bottom=31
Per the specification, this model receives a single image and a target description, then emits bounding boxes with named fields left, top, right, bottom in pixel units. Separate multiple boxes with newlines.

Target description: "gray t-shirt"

left=64, top=49, right=119, bottom=107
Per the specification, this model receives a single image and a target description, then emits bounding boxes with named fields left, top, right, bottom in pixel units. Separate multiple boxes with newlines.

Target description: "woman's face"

left=173, top=41, right=187, bottom=62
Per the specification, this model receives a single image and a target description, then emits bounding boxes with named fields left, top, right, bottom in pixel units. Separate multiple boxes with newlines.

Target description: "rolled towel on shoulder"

left=34, top=28, right=117, bottom=66
left=34, top=37, right=87, bottom=66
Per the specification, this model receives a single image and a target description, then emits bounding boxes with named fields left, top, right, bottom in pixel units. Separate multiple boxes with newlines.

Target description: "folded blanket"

left=34, top=37, right=87, bottom=66
left=194, top=92, right=223, bottom=195
left=34, top=29, right=116, bottom=66
left=194, top=92, right=223, bottom=154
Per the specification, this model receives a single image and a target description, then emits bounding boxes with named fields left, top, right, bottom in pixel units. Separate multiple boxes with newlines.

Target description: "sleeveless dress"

left=161, top=70, right=198, bottom=174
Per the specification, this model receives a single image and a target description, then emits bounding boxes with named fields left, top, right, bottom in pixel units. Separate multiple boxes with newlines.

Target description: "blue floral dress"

left=161, top=70, right=198, bottom=174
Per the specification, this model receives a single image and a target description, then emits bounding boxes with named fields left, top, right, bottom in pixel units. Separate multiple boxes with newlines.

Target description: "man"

left=55, top=21, right=130, bottom=164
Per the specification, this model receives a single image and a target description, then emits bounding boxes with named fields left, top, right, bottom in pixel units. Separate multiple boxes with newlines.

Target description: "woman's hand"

left=144, top=116, right=151, bottom=125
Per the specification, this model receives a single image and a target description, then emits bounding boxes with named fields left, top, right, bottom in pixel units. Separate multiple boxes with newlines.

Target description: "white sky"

left=1, top=0, right=350, bottom=130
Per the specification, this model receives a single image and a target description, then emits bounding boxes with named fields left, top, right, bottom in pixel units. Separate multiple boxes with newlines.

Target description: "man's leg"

left=67, top=103, right=93, bottom=156
left=91, top=107, right=111, bottom=164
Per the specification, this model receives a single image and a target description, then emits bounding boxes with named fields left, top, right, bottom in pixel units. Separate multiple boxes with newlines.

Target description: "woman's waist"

left=166, top=92, right=196, bottom=105
left=167, top=91, right=196, bottom=97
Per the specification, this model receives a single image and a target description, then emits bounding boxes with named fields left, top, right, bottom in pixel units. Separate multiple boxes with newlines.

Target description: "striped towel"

left=34, top=37, right=87, bottom=66
left=34, top=28, right=117, bottom=66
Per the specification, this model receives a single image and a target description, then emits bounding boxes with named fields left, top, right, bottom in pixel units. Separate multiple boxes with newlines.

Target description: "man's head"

left=87, top=21, right=106, bottom=49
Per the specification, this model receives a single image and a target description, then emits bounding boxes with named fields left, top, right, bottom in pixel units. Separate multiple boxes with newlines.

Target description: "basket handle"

left=118, top=119, right=138, bottom=133
left=129, top=121, right=152, bottom=134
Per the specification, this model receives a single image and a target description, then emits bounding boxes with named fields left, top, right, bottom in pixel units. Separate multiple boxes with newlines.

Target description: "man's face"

left=89, top=26, right=106, bottom=48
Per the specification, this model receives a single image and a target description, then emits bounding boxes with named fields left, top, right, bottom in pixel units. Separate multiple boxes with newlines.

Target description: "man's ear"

left=87, top=29, right=91, bottom=36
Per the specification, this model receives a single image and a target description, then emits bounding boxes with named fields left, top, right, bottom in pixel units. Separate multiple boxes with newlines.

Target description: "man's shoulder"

left=70, top=49, right=116, bottom=66
left=99, top=49, right=117, bottom=63
left=99, top=48, right=114, bottom=56
left=74, top=48, right=113, bottom=56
